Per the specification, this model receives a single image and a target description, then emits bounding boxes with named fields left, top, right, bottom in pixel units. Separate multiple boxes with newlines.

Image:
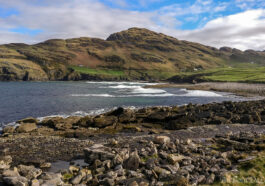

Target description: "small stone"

left=139, top=182, right=149, bottom=186
left=145, top=158, right=157, bottom=170
left=161, top=174, right=188, bottom=186
left=127, top=170, right=144, bottom=178
left=114, top=165, right=123, bottom=171
left=153, top=166, right=171, bottom=176
left=103, top=160, right=111, bottom=170
left=167, top=154, right=185, bottom=165
left=181, top=165, right=195, bottom=172
left=84, top=144, right=115, bottom=163
left=39, top=172, right=63, bottom=186
left=69, top=165, right=79, bottom=174
left=206, top=173, right=215, bottom=184
left=161, top=164, right=179, bottom=174
left=221, top=152, right=228, bottom=159
left=39, top=162, right=51, bottom=169
left=96, top=167, right=105, bottom=174
left=71, top=171, right=86, bottom=185
left=124, top=150, right=140, bottom=170
left=197, top=175, right=206, bottom=183
left=0, top=155, right=12, bottom=170
left=100, top=178, right=115, bottom=186
left=17, top=165, right=42, bottom=180
left=2, top=168, right=20, bottom=177
left=84, top=174, right=93, bottom=183
left=106, top=171, right=118, bottom=179
left=3, top=176, right=28, bottom=186
left=154, top=136, right=170, bottom=144
left=2, top=126, right=15, bottom=134
left=110, top=139, right=118, bottom=146
left=80, top=168, right=92, bottom=175
left=185, top=139, right=192, bottom=145
left=93, top=159, right=102, bottom=169
left=113, top=154, right=123, bottom=165
left=129, top=181, right=139, bottom=186
left=167, top=142, right=176, bottom=150
left=31, top=179, right=40, bottom=186
left=238, top=156, right=256, bottom=163
left=159, top=151, right=168, bottom=159
left=115, top=168, right=125, bottom=177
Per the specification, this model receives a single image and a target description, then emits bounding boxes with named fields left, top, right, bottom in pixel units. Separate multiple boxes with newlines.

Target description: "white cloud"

left=0, top=0, right=158, bottom=42
left=169, top=9, right=265, bottom=50
left=0, top=0, right=264, bottom=51
left=235, top=0, right=265, bottom=10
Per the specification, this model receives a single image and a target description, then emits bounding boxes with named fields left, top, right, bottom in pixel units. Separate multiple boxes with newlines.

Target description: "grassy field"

left=72, top=63, right=265, bottom=83
left=220, top=152, right=265, bottom=186
left=71, top=66, right=176, bottom=80
left=202, top=67, right=265, bottom=83
left=177, top=65, right=265, bottom=83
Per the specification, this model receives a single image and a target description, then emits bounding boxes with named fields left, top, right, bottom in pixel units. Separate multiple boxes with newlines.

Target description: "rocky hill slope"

left=1, top=28, right=265, bottom=81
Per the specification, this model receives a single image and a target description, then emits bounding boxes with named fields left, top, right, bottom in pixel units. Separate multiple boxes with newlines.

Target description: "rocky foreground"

left=1, top=100, right=265, bottom=185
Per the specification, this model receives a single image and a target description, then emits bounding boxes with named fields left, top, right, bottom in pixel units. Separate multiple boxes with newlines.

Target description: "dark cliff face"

left=0, top=27, right=264, bottom=81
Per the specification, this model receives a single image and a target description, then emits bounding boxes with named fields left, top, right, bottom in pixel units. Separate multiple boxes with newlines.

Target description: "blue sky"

left=99, top=0, right=241, bottom=29
left=0, top=0, right=265, bottom=50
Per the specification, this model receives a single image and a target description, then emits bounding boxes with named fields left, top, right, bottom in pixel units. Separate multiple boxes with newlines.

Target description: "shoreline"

left=1, top=99, right=265, bottom=185
left=146, top=82, right=265, bottom=97
left=1, top=80, right=253, bottom=125
left=1, top=79, right=265, bottom=97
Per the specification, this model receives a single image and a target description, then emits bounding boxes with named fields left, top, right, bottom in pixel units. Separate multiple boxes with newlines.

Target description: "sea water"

left=0, top=81, right=249, bottom=126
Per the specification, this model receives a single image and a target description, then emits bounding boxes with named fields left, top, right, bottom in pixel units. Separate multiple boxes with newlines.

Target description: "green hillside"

left=0, top=28, right=265, bottom=82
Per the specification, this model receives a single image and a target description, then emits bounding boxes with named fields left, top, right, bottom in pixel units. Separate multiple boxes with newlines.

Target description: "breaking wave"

left=71, top=94, right=114, bottom=97
left=178, top=89, right=223, bottom=97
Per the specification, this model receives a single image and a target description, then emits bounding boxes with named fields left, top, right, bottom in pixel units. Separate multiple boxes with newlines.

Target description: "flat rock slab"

left=0, top=136, right=93, bottom=165
left=0, top=124, right=265, bottom=166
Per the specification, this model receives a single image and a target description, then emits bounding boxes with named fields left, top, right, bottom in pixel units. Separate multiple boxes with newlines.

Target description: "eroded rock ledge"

left=2, top=100, right=265, bottom=138
left=0, top=99, right=265, bottom=185
left=0, top=130, right=265, bottom=185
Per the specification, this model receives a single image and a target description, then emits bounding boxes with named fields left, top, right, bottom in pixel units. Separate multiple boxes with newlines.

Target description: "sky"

left=0, top=0, right=265, bottom=50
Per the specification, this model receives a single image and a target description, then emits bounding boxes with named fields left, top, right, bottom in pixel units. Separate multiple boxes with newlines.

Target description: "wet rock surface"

left=2, top=99, right=265, bottom=139
left=0, top=130, right=264, bottom=185
left=0, top=100, right=265, bottom=185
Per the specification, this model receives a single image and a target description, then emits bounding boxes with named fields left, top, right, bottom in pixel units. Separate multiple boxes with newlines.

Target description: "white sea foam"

left=126, top=82, right=161, bottom=85
left=86, top=81, right=123, bottom=84
left=70, top=93, right=174, bottom=97
left=179, top=89, right=223, bottom=97
left=130, top=93, right=175, bottom=97
left=71, top=94, right=114, bottom=97
left=130, top=87, right=167, bottom=94
left=86, top=81, right=161, bottom=86
left=106, top=85, right=167, bottom=94
left=37, top=108, right=109, bottom=122
left=37, top=114, right=68, bottom=122
left=108, top=85, right=141, bottom=89
left=0, top=122, right=18, bottom=131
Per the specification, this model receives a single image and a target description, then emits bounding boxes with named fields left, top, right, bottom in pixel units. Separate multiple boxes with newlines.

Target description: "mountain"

left=0, top=27, right=264, bottom=81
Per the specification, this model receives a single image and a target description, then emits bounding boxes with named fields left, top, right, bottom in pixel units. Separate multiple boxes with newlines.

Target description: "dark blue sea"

left=0, top=81, right=249, bottom=126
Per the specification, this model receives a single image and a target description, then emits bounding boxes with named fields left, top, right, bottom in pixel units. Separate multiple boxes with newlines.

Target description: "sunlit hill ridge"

left=0, top=28, right=265, bottom=82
